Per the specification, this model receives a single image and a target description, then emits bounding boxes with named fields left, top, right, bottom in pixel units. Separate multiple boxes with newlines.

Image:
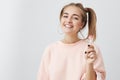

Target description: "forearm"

left=86, top=63, right=96, bottom=80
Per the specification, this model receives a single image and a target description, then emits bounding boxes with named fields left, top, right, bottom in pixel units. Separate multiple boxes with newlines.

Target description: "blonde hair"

left=60, top=3, right=97, bottom=41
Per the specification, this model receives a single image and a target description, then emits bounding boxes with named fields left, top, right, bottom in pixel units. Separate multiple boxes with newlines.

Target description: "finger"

left=84, top=50, right=94, bottom=54
left=88, top=53, right=95, bottom=58
left=88, top=44, right=94, bottom=49
left=88, top=52, right=97, bottom=59
left=85, top=45, right=95, bottom=54
left=87, top=52, right=94, bottom=56
left=86, top=48, right=95, bottom=53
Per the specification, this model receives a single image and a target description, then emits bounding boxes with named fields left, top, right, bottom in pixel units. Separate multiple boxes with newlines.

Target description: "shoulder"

left=42, top=41, right=58, bottom=58
left=42, top=41, right=60, bottom=58
left=44, top=41, right=59, bottom=51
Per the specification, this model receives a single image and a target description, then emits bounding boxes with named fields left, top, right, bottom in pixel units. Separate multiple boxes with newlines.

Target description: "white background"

left=0, top=0, right=120, bottom=80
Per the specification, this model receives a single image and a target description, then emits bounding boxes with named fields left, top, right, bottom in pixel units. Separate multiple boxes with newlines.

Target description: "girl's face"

left=60, top=6, right=84, bottom=35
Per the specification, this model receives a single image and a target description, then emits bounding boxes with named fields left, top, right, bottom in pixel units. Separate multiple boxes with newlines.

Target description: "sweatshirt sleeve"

left=37, top=46, right=51, bottom=80
left=81, top=44, right=106, bottom=80
left=94, top=45, right=106, bottom=80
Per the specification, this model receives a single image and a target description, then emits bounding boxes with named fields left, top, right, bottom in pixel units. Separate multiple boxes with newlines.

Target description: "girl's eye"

left=63, top=15, right=68, bottom=18
left=73, top=17, right=79, bottom=20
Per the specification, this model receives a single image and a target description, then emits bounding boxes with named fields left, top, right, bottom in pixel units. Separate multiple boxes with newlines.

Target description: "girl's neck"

left=62, top=34, right=80, bottom=44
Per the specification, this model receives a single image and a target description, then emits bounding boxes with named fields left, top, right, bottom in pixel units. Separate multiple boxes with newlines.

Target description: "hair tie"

left=84, top=8, right=88, bottom=13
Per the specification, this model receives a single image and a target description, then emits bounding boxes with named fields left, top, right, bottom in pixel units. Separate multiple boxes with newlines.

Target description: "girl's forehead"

left=63, top=6, right=83, bottom=15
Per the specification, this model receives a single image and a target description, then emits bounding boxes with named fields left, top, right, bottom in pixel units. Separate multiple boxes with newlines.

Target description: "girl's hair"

left=60, top=3, right=97, bottom=41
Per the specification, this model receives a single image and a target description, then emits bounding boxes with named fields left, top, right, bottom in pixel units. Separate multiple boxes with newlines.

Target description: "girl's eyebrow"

left=73, top=14, right=80, bottom=18
left=63, top=12, right=68, bottom=15
left=63, top=12, right=80, bottom=18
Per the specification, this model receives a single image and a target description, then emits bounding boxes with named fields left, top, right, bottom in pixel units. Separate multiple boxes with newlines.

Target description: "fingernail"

left=85, top=51, right=87, bottom=54
left=88, top=45, right=90, bottom=47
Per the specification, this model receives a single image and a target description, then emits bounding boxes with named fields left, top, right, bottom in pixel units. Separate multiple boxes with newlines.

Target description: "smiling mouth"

left=64, top=24, right=73, bottom=28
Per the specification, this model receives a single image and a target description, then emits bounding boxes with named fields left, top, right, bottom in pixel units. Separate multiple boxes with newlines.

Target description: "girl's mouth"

left=64, top=24, right=73, bottom=28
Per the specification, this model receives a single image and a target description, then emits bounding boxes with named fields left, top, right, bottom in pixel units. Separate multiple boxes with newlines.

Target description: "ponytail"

left=85, top=8, right=97, bottom=41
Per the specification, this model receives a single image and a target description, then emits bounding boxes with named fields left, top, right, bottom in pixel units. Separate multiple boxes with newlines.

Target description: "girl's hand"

left=85, top=45, right=97, bottom=64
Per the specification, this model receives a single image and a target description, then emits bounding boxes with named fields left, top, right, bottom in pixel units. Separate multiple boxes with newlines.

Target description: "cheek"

left=75, top=21, right=83, bottom=29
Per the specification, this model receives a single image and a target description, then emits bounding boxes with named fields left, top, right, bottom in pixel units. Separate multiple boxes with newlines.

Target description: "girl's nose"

left=67, top=17, right=72, bottom=23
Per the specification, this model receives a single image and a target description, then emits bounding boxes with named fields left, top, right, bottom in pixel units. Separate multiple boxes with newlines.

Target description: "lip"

left=64, top=24, right=73, bottom=28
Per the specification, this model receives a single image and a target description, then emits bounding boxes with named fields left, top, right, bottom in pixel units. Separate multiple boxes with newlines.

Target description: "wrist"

left=86, top=62, right=93, bottom=67
left=86, top=63, right=94, bottom=71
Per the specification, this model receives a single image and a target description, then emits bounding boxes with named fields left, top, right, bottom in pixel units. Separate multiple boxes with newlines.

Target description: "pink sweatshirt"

left=37, top=40, right=106, bottom=80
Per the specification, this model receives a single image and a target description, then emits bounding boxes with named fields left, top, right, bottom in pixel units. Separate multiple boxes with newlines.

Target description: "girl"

left=37, top=2, right=106, bottom=80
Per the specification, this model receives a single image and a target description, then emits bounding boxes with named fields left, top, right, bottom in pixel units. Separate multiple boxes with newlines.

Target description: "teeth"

left=65, top=24, right=72, bottom=28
